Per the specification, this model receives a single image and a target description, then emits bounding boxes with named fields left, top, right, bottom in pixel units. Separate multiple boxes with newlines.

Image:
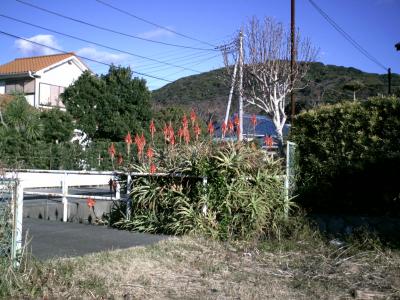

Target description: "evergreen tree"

left=62, top=66, right=152, bottom=141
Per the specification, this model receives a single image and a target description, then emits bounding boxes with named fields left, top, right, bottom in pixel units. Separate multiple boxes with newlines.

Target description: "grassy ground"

left=1, top=230, right=400, bottom=299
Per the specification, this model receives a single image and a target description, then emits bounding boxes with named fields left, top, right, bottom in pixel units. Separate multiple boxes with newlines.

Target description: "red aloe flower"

left=264, top=135, right=274, bottom=149
left=163, top=123, right=169, bottom=143
left=86, top=197, right=96, bottom=208
left=108, top=143, right=116, bottom=160
left=207, top=121, right=214, bottom=137
left=183, top=127, right=190, bottom=145
left=117, top=153, right=123, bottom=165
left=168, top=122, right=175, bottom=145
left=190, top=109, right=197, bottom=126
left=150, top=163, right=157, bottom=174
left=146, top=147, right=154, bottom=161
left=134, top=133, right=146, bottom=160
left=227, top=119, right=234, bottom=135
left=221, top=122, right=227, bottom=138
left=149, top=119, right=156, bottom=141
left=234, top=115, right=240, bottom=127
left=124, top=132, right=132, bottom=155
left=178, top=127, right=184, bottom=143
left=182, top=114, right=188, bottom=129
left=251, top=114, right=257, bottom=129
left=194, top=123, right=201, bottom=141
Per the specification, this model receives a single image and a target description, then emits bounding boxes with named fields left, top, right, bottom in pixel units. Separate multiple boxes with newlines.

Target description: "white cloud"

left=15, top=34, right=61, bottom=56
left=138, top=28, right=175, bottom=39
left=76, top=47, right=128, bottom=64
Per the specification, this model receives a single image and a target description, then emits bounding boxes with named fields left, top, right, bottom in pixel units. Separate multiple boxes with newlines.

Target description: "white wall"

left=0, top=81, right=5, bottom=94
left=6, top=172, right=112, bottom=188
left=34, top=58, right=87, bottom=108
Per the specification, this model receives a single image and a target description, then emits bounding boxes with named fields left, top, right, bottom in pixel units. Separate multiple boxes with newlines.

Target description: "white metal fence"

left=0, top=178, right=23, bottom=266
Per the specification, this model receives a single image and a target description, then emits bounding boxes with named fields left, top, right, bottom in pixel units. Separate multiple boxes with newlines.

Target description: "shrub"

left=110, top=142, right=289, bottom=240
left=291, top=96, right=400, bottom=215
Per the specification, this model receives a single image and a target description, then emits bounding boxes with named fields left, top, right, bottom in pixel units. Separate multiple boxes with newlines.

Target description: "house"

left=0, top=53, right=89, bottom=109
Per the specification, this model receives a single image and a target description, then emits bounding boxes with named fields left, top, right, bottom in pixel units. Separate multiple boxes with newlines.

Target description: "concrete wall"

left=24, top=198, right=115, bottom=224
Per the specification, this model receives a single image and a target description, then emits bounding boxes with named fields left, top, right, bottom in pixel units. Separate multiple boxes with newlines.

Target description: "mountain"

left=151, top=62, right=400, bottom=120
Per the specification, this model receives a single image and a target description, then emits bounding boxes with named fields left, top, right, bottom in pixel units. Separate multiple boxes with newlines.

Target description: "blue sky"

left=0, top=0, right=399, bottom=90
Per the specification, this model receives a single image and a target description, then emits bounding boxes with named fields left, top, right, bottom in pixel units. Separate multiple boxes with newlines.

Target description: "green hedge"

left=291, top=97, right=400, bottom=215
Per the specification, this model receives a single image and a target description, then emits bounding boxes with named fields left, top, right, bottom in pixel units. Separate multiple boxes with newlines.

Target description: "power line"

left=307, top=0, right=387, bottom=71
left=95, top=0, right=217, bottom=48
left=15, top=0, right=218, bottom=52
left=138, top=52, right=217, bottom=72
left=163, top=54, right=221, bottom=78
left=0, top=14, right=203, bottom=73
left=0, top=30, right=173, bottom=83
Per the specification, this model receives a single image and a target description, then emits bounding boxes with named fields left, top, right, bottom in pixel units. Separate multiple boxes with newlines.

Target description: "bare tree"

left=225, top=17, right=317, bottom=146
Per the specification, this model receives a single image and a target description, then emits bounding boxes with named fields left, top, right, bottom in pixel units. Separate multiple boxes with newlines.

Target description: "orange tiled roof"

left=0, top=53, right=76, bottom=75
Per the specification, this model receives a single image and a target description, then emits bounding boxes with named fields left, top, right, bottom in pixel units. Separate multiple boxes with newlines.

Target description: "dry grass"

left=4, top=234, right=399, bottom=299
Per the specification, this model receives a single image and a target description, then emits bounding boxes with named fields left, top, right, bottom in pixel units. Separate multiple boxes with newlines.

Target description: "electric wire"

left=95, top=0, right=217, bottom=48
left=0, top=30, right=173, bottom=83
left=15, top=0, right=219, bottom=52
left=0, top=14, right=203, bottom=73
left=307, top=0, right=387, bottom=71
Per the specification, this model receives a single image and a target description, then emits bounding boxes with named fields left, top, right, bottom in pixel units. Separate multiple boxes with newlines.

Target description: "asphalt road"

left=23, top=218, right=167, bottom=260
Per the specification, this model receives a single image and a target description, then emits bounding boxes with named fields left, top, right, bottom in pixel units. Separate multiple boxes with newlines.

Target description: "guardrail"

left=7, top=169, right=206, bottom=223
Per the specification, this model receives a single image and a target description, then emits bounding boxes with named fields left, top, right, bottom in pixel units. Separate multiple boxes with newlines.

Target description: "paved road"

left=23, top=218, right=167, bottom=260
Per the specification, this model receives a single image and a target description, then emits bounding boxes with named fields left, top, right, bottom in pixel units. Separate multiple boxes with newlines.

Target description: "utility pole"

left=238, top=30, right=244, bottom=141
left=290, top=0, right=296, bottom=123
left=224, top=56, right=238, bottom=125
left=388, top=67, right=392, bottom=95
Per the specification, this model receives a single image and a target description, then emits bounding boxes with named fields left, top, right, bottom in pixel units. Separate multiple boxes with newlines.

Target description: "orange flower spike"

left=264, top=135, right=274, bottom=149
left=190, top=109, right=197, bottom=126
left=183, top=127, right=190, bottom=145
left=227, top=120, right=234, bottom=134
left=221, top=122, right=227, bottom=138
left=150, top=163, right=157, bottom=174
left=251, top=114, right=257, bottom=128
left=182, top=114, right=188, bottom=129
left=194, top=123, right=201, bottom=141
left=124, top=132, right=132, bottom=145
left=108, top=143, right=116, bottom=160
left=86, top=197, right=96, bottom=208
left=146, top=147, right=154, bottom=161
left=207, top=121, right=214, bottom=137
left=163, top=123, right=169, bottom=143
left=178, top=127, right=183, bottom=143
left=140, top=133, right=146, bottom=149
left=124, top=132, right=132, bottom=155
left=149, top=119, right=156, bottom=141
left=234, top=115, right=240, bottom=127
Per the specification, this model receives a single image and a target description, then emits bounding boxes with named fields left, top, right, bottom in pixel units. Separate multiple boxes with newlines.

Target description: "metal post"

left=290, top=0, right=296, bottom=123
left=115, top=180, right=120, bottom=200
left=238, top=30, right=244, bottom=141
left=12, top=180, right=23, bottom=267
left=284, top=142, right=290, bottom=218
left=126, top=174, right=131, bottom=219
left=62, top=172, right=68, bottom=222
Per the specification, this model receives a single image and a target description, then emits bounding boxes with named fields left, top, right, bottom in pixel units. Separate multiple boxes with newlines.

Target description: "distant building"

left=0, top=53, right=89, bottom=109
left=215, top=114, right=290, bottom=146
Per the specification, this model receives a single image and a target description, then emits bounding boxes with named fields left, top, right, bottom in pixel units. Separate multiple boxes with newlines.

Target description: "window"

left=39, top=83, right=65, bottom=107
left=4, top=79, right=35, bottom=94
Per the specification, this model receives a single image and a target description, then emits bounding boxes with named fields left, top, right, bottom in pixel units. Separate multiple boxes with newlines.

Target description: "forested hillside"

left=152, top=62, right=400, bottom=119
